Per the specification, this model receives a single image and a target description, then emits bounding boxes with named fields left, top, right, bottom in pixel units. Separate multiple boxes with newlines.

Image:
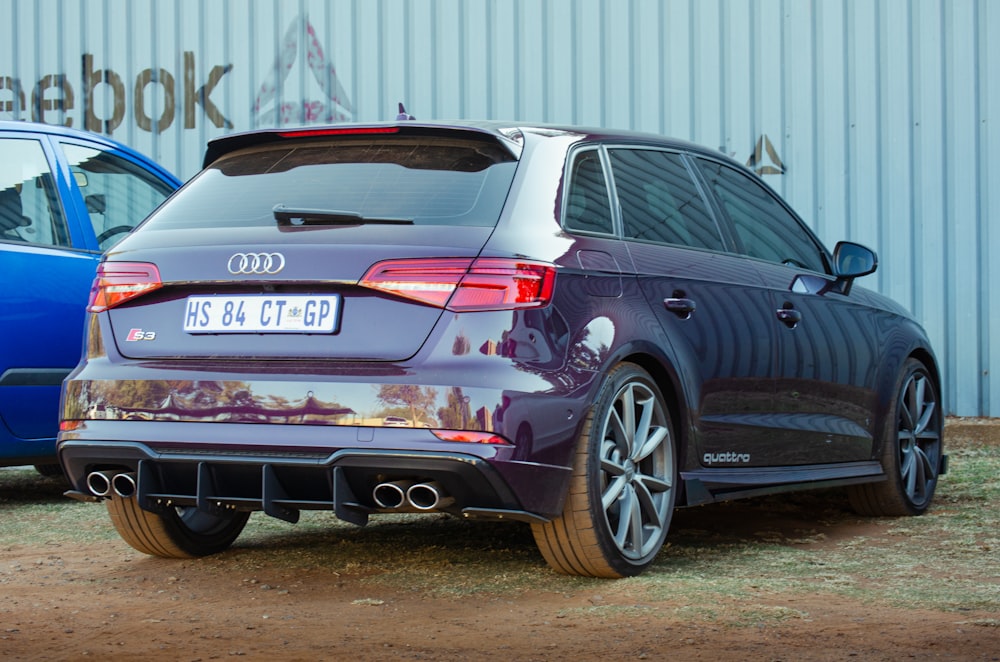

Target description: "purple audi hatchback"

left=57, top=122, right=945, bottom=577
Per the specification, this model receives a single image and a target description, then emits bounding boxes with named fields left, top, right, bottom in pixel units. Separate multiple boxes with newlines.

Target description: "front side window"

left=563, top=148, right=615, bottom=235
left=610, top=148, right=724, bottom=251
left=60, top=143, right=175, bottom=250
left=0, top=138, right=69, bottom=247
left=695, top=158, right=827, bottom=273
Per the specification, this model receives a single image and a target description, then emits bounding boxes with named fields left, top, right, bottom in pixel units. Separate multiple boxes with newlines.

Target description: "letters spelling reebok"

left=1, top=52, right=232, bottom=133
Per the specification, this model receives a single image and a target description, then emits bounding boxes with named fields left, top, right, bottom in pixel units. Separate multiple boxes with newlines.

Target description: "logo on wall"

left=252, top=14, right=354, bottom=126
left=747, top=134, right=786, bottom=175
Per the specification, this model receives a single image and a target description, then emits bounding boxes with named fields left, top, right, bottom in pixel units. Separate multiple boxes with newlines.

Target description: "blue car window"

left=0, top=138, right=69, bottom=247
left=60, top=143, right=175, bottom=250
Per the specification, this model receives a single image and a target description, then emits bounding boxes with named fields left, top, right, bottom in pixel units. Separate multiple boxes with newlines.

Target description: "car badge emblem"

left=227, top=252, right=286, bottom=275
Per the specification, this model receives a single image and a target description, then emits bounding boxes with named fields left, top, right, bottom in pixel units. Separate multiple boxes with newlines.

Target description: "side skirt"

left=680, top=460, right=885, bottom=507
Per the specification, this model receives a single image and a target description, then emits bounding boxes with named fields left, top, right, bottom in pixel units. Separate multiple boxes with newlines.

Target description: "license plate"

left=183, top=295, right=341, bottom=333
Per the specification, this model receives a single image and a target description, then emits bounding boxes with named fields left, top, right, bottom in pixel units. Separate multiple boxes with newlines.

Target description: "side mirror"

left=833, top=241, right=877, bottom=279
left=85, top=194, right=106, bottom=214
left=832, top=241, right=877, bottom=295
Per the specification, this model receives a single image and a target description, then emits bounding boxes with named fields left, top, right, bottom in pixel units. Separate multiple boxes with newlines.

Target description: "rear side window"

left=695, top=158, right=828, bottom=273
left=563, top=149, right=615, bottom=235
left=146, top=136, right=517, bottom=229
left=610, top=148, right=724, bottom=251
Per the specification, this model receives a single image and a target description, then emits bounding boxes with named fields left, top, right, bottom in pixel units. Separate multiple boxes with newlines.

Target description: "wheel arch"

left=871, top=331, right=943, bottom=459
left=908, top=346, right=942, bottom=402
left=611, top=349, right=695, bottom=504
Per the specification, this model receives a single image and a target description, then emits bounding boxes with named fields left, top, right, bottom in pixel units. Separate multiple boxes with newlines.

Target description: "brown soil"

left=2, top=419, right=999, bottom=661
left=2, top=557, right=997, bottom=662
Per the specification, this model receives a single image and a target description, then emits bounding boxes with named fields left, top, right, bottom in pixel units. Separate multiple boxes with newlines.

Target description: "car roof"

left=0, top=120, right=181, bottom=185
left=0, top=119, right=126, bottom=148
left=202, top=120, right=733, bottom=169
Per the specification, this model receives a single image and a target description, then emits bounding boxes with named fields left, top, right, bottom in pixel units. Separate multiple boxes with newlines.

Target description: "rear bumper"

left=57, top=420, right=570, bottom=523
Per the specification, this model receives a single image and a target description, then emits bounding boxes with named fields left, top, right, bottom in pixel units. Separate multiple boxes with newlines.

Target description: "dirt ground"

left=2, top=421, right=999, bottom=661
left=1, top=559, right=996, bottom=662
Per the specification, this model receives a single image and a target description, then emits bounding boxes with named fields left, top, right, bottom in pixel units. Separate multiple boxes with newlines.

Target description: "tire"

left=33, top=464, right=64, bottom=478
left=531, top=363, right=677, bottom=578
left=849, top=358, right=944, bottom=516
left=106, top=494, right=250, bottom=558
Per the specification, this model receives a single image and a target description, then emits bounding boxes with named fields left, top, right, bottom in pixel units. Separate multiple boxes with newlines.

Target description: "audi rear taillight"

left=88, top=262, right=163, bottom=312
left=360, top=258, right=556, bottom=311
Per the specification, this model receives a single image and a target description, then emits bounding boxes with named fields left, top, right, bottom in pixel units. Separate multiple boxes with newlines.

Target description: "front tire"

left=532, top=363, right=677, bottom=578
left=106, top=494, right=250, bottom=558
left=849, top=358, right=943, bottom=516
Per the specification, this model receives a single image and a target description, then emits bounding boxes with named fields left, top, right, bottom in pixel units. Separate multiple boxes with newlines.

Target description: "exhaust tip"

left=372, top=480, right=413, bottom=509
left=112, top=472, right=137, bottom=498
left=407, top=481, right=453, bottom=511
left=85, top=471, right=112, bottom=497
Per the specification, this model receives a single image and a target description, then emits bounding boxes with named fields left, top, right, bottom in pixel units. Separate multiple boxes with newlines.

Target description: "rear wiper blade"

left=273, top=205, right=414, bottom=226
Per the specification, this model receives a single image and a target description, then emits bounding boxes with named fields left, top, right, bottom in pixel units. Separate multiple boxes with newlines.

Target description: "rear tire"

left=33, top=464, right=64, bottom=478
left=532, top=363, right=677, bottom=578
left=849, top=358, right=943, bottom=516
left=106, top=494, right=250, bottom=558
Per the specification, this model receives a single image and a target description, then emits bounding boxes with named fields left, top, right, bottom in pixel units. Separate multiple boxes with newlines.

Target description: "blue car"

left=0, top=121, right=180, bottom=475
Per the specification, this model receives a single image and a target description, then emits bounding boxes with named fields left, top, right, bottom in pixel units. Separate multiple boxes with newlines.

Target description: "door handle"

left=664, top=298, right=696, bottom=320
left=776, top=305, right=802, bottom=328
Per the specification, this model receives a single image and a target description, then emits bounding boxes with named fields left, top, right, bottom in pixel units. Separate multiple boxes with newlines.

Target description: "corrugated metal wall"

left=2, top=0, right=997, bottom=417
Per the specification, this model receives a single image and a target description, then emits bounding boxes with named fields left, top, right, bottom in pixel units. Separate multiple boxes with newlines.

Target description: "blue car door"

left=0, top=131, right=97, bottom=451
left=0, top=129, right=177, bottom=461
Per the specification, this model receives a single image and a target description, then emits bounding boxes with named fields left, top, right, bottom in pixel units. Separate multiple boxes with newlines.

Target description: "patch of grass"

left=631, top=433, right=1000, bottom=617
left=0, top=469, right=121, bottom=545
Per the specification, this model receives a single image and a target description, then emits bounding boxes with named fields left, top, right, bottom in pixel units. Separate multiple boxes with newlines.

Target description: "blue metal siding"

left=2, top=0, right=997, bottom=416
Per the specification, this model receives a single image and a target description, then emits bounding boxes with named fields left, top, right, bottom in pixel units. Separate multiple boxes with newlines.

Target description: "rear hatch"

left=99, top=126, right=519, bottom=362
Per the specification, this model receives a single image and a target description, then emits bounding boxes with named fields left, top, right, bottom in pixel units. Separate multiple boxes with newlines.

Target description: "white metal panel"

left=814, top=0, right=849, bottom=244
left=983, top=0, right=1000, bottom=414
left=545, top=0, right=575, bottom=125
left=1, top=0, right=998, bottom=416
left=910, top=0, right=949, bottom=410
left=880, top=0, right=914, bottom=313
left=663, top=0, right=693, bottom=136
left=945, top=0, right=982, bottom=416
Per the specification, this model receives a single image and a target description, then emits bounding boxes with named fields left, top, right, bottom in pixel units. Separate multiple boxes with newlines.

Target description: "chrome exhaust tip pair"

left=372, top=480, right=454, bottom=510
left=85, top=470, right=136, bottom=498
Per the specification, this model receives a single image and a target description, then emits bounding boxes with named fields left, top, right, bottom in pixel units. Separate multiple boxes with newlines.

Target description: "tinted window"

left=61, top=143, right=174, bottom=250
left=0, top=138, right=69, bottom=247
left=610, top=149, right=724, bottom=251
left=145, top=136, right=517, bottom=229
left=563, top=149, right=614, bottom=235
left=696, top=159, right=827, bottom=273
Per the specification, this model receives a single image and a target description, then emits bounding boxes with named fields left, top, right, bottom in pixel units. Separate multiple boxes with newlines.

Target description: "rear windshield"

left=142, top=136, right=518, bottom=229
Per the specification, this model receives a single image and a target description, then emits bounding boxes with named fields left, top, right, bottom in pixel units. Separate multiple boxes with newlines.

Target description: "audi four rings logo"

left=227, top=252, right=286, bottom=275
